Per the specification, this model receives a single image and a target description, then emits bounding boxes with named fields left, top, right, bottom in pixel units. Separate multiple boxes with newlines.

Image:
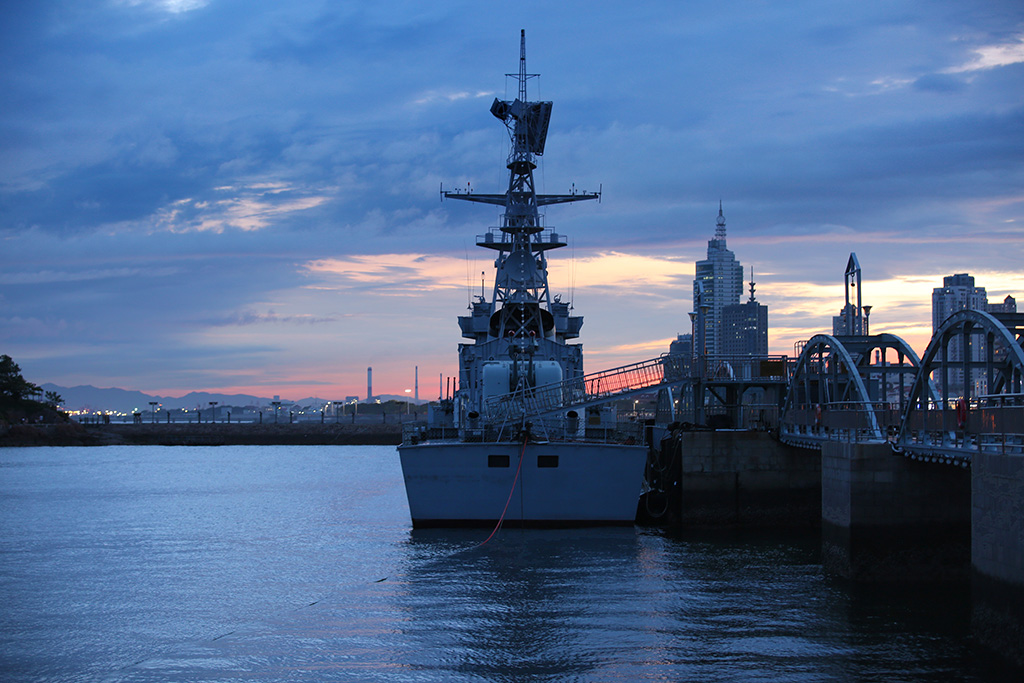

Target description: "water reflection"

left=394, top=527, right=644, bottom=681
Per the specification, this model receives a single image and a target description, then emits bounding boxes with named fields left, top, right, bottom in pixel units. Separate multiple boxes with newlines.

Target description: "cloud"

left=413, top=90, right=496, bottom=106
left=115, top=0, right=209, bottom=14
left=0, top=266, right=177, bottom=286
left=945, top=34, right=1024, bottom=73
left=156, top=184, right=333, bottom=234
left=202, top=309, right=338, bottom=326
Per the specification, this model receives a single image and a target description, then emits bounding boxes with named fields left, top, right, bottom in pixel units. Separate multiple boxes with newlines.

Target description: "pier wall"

left=675, top=430, right=820, bottom=526
left=971, top=450, right=1024, bottom=667
left=820, top=441, right=971, bottom=581
left=0, top=422, right=402, bottom=446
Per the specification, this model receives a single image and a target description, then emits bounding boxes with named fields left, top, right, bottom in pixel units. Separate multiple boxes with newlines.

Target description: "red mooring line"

left=478, top=438, right=528, bottom=546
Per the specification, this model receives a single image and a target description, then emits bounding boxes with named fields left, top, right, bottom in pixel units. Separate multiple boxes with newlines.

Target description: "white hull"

left=398, top=440, right=646, bottom=527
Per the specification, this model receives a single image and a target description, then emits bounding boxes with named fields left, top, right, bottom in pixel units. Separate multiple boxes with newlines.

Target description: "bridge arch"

left=780, top=333, right=925, bottom=448
left=897, top=309, right=1024, bottom=462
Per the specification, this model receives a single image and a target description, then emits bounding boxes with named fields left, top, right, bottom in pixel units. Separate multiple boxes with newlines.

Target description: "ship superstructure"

left=446, top=30, right=600, bottom=420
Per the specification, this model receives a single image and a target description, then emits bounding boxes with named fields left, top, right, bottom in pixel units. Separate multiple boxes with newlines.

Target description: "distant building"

left=693, top=203, right=745, bottom=357
left=987, top=294, right=1017, bottom=314
left=933, top=273, right=987, bottom=330
left=930, top=273, right=1018, bottom=397
left=721, top=271, right=768, bottom=356
left=669, top=333, right=693, bottom=359
left=668, top=333, right=693, bottom=375
left=832, top=303, right=863, bottom=336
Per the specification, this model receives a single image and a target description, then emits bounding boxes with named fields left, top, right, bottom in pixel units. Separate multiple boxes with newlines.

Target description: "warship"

left=398, top=31, right=647, bottom=528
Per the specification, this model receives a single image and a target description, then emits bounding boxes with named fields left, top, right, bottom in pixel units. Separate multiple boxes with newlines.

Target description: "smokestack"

left=367, top=366, right=372, bottom=401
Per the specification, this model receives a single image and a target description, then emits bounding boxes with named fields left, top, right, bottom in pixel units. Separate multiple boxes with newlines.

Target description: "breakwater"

left=0, top=422, right=402, bottom=447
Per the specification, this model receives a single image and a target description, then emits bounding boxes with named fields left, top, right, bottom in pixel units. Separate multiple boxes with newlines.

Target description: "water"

left=0, top=445, right=1015, bottom=682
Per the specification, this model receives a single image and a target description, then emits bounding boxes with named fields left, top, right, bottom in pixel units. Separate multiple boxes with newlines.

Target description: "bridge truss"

left=779, top=333, right=928, bottom=449
left=896, top=310, right=1024, bottom=463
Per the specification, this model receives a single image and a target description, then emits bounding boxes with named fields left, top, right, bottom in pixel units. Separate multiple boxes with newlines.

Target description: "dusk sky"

left=2, top=0, right=1022, bottom=402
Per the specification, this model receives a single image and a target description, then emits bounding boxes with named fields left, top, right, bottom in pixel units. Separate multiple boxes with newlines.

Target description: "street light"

left=271, top=401, right=281, bottom=424
left=149, top=401, right=158, bottom=424
left=209, top=401, right=218, bottom=423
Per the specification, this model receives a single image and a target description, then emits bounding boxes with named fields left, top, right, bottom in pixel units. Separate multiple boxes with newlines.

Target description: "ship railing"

left=476, top=227, right=565, bottom=247
left=400, top=417, right=644, bottom=445
left=487, top=414, right=645, bottom=445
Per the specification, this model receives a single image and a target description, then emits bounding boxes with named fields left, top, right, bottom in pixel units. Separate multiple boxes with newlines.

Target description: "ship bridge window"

left=537, top=455, right=559, bottom=468
left=488, top=454, right=510, bottom=468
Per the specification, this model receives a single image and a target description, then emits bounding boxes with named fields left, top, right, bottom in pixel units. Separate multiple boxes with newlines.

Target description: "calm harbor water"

left=0, top=445, right=1016, bottom=682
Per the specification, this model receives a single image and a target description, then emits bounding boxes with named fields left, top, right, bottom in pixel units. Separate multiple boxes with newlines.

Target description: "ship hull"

left=398, top=440, right=646, bottom=527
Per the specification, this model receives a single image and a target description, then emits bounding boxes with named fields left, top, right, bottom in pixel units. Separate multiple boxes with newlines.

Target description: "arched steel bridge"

left=778, top=310, right=1024, bottom=465
left=480, top=310, right=1024, bottom=464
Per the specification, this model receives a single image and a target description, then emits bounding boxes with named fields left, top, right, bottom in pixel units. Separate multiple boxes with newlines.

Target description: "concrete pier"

left=971, top=450, right=1024, bottom=667
left=674, top=430, right=820, bottom=527
left=821, top=441, right=971, bottom=581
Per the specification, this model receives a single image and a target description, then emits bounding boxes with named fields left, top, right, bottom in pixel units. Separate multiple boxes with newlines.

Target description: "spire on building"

left=748, top=266, right=756, bottom=302
left=715, top=200, right=727, bottom=242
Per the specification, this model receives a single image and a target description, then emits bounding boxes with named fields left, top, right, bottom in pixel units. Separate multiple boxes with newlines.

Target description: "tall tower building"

left=932, top=273, right=988, bottom=397
left=932, top=273, right=987, bottom=331
left=693, top=203, right=744, bottom=357
left=722, top=268, right=768, bottom=356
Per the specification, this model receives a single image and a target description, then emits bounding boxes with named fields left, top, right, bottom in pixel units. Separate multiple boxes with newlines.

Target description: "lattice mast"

left=445, top=30, right=599, bottom=357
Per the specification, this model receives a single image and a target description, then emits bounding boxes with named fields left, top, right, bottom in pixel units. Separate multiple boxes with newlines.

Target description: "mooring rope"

left=477, top=436, right=528, bottom=546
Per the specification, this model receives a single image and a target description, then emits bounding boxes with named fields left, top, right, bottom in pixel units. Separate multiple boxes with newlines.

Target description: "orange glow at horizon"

left=165, top=254, right=1022, bottom=399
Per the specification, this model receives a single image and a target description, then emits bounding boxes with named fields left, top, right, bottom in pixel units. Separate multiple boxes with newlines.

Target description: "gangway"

left=483, top=354, right=689, bottom=424
left=482, top=353, right=790, bottom=425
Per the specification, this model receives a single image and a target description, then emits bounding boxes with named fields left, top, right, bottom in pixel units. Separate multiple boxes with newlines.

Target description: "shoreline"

left=0, top=422, right=403, bottom=447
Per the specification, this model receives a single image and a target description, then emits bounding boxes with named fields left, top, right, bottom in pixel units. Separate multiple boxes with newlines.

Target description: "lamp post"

left=149, top=401, right=158, bottom=424
left=209, top=402, right=218, bottom=423
left=862, top=305, right=872, bottom=336
left=271, top=401, right=281, bottom=424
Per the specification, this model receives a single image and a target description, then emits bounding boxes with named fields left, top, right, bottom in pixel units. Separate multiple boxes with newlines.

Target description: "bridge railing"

left=697, top=355, right=791, bottom=382
left=782, top=401, right=899, bottom=445
left=900, top=394, right=1024, bottom=457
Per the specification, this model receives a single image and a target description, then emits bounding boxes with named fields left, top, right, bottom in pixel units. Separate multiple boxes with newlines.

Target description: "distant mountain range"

left=41, top=383, right=427, bottom=413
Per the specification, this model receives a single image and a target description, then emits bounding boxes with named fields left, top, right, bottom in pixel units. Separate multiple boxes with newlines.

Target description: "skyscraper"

left=693, top=203, right=744, bottom=357
left=932, top=273, right=987, bottom=331
left=929, top=273, right=1018, bottom=397
left=722, top=269, right=768, bottom=356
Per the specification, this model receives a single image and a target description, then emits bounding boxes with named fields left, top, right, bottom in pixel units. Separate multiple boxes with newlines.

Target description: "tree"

left=0, top=354, right=41, bottom=403
left=44, top=390, right=63, bottom=409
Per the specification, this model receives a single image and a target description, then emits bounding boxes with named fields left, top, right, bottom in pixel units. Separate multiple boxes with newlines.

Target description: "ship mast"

left=445, top=30, right=599, bottom=355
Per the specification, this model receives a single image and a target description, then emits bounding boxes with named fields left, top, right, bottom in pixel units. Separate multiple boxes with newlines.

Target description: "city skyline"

left=2, top=1, right=1022, bottom=400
